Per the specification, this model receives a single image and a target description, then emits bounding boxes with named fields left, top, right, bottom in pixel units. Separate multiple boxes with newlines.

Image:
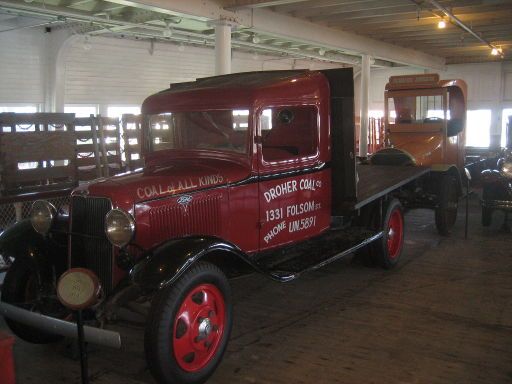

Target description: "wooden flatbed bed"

left=352, top=164, right=430, bottom=210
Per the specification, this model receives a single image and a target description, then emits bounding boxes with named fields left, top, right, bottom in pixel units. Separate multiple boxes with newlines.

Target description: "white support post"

left=359, top=54, right=371, bottom=158
left=42, top=30, right=78, bottom=112
left=214, top=22, right=232, bottom=75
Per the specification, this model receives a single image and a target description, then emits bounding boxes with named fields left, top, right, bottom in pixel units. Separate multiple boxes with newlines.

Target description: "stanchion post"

left=76, top=309, right=89, bottom=384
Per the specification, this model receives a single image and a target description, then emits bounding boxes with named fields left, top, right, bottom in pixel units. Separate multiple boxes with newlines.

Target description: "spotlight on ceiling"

left=438, top=19, right=446, bottom=29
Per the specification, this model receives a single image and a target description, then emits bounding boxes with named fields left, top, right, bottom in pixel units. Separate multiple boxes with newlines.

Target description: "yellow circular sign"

left=57, top=269, right=101, bottom=310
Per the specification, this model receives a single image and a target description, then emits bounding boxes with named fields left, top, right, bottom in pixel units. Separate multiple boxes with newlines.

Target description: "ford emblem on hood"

left=177, top=195, right=193, bottom=206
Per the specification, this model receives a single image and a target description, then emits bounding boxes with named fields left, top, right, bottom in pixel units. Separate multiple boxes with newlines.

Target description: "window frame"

left=257, top=103, right=321, bottom=173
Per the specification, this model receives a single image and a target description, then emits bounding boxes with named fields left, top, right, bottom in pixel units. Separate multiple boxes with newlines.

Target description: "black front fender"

left=130, top=236, right=256, bottom=292
left=0, top=219, right=68, bottom=282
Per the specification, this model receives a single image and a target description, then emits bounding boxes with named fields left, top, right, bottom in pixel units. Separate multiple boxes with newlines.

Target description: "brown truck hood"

left=389, top=135, right=443, bottom=166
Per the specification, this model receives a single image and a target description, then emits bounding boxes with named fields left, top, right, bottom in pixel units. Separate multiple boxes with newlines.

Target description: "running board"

left=256, top=229, right=383, bottom=282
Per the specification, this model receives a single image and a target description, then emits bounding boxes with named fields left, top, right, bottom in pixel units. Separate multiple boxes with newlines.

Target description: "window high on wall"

left=466, top=109, right=491, bottom=147
left=502, top=108, right=512, bottom=147
left=107, top=106, right=141, bottom=119
left=0, top=104, right=38, bottom=113
left=64, top=104, right=98, bottom=117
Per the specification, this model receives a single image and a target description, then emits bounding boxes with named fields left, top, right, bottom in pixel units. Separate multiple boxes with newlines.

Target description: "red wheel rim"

left=387, top=208, right=403, bottom=259
left=173, top=284, right=226, bottom=372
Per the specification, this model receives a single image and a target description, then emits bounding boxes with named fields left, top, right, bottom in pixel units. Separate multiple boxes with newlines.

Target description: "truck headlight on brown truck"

left=499, top=157, right=512, bottom=179
left=30, top=200, right=57, bottom=235
left=105, top=208, right=135, bottom=248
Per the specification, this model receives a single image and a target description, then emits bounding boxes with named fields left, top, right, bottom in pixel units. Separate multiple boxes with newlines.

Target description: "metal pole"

left=465, top=177, right=469, bottom=240
left=359, top=54, right=371, bottom=157
left=76, top=310, right=89, bottom=384
left=214, top=22, right=232, bottom=75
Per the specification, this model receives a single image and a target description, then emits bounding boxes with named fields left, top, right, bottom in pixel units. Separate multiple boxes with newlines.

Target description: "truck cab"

left=371, top=73, right=468, bottom=235
left=135, top=70, right=332, bottom=255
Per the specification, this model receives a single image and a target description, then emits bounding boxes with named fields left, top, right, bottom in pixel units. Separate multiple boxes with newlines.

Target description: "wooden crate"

left=0, top=113, right=77, bottom=195
left=122, top=114, right=144, bottom=171
left=74, top=116, right=103, bottom=180
left=98, top=116, right=123, bottom=177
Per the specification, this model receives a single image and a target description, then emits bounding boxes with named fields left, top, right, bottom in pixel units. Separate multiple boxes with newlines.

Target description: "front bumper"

left=0, top=301, right=121, bottom=349
left=481, top=199, right=512, bottom=211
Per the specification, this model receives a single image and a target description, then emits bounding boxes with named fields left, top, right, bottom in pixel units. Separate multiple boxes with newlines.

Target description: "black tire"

left=145, top=262, right=232, bottom=384
left=482, top=207, right=493, bottom=227
left=1, top=259, right=64, bottom=344
left=371, top=199, right=405, bottom=269
left=357, top=199, right=405, bottom=269
left=481, top=185, right=494, bottom=227
left=435, top=175, right=459, bottom=236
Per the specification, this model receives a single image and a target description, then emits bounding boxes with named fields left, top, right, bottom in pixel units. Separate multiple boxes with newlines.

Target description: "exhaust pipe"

left=0, top=302, right=121, bottom=349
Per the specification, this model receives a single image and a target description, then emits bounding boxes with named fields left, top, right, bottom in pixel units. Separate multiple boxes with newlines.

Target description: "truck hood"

left=72, top=158, right=251, bottom=208
left=389, top=135, right=443, bottom=166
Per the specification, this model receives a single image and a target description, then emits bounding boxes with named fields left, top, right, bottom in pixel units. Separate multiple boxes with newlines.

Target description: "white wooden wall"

left=1, top=27, right=511, bottom=145
left=0, top=29, right=45, bottom=104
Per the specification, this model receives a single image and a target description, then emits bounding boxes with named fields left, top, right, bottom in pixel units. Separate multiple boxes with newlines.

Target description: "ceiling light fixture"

left=438, top=19, right=446, bottom=29
left=162, top=21, right=172, bottom=38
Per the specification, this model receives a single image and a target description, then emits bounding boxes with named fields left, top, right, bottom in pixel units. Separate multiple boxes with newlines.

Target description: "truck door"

left=257, top=104, right=331, bottom=251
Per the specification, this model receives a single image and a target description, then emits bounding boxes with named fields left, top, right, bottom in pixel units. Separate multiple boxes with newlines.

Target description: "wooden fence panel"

left=122, top=114, right=143, bottom=171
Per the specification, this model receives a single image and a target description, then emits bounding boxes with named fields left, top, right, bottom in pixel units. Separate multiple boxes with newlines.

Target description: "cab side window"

left=260, top=106, right=318, bottom=162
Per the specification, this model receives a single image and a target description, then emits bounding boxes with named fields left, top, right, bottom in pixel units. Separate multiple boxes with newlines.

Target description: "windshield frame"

left=142, top=107, right=254, bottom=159
left=385, top=88, right=448, bottom=128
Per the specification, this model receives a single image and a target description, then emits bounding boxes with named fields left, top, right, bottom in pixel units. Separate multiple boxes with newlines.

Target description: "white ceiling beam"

left=222, top=0, right=309, bottom=9
left=106, top=0, right=446, bottom=69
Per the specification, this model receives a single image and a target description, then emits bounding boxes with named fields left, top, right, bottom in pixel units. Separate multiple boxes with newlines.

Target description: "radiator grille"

left=70, top=196, right=113, bottom=295
left=148, top=194, right=222, bottom=240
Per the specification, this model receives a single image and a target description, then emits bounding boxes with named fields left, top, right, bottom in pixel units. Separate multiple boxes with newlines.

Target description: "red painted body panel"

left=70, top=70, right=336, bottom=284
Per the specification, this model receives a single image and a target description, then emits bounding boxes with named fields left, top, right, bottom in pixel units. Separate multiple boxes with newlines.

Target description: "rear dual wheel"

left=358, top=199, right=405, bottom=269
left=145, top=262, right=232, bottom=384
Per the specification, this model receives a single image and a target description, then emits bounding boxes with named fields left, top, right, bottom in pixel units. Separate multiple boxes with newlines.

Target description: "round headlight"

left=500, top=158, right=512, bottom=179
left=105, top=209, right=135, bottom=248
left=30, top=200, right=56, bottom=235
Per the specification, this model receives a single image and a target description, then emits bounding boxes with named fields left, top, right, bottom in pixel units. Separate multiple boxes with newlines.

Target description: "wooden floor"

left=1, top=192, right=511, bottom=384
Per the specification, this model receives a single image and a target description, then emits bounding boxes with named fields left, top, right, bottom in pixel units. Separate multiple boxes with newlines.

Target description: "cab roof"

left=141, top=70, right=330, bottom=114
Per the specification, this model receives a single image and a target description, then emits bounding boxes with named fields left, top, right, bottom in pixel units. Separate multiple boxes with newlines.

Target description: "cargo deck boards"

left=352, top=164, right=429, bottom=210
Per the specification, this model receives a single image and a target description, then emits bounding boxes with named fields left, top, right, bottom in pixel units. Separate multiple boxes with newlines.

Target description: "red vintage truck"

left=0, top=69, right=429, bottom=384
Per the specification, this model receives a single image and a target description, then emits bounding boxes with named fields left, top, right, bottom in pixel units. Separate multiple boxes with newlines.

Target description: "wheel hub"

left=198, top=317, right=213, bottom=337
left=172, top=284, right=226, bottom=372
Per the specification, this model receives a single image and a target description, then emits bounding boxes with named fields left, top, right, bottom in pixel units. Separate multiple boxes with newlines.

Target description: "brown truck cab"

left=371, top=73, right=468, bottom=235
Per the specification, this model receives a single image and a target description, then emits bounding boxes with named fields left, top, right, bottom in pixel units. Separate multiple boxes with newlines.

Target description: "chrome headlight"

left=30, top=200, right=56, bottom=235
left=105, top=209, right=135, bottom=248
left=500, top=158, right=512, bottom=179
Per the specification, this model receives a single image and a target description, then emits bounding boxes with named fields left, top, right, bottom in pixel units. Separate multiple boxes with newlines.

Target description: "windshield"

left=147, top=109, right=250, bottom=155
left=387, top=92, right=448, bottom=125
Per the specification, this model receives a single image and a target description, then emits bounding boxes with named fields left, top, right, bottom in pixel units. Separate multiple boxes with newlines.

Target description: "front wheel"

left=1, top=259, right=65, bottom=344
left=435, top=175, right=459, bottom=236
left=145, top=262, right=232, bottom=384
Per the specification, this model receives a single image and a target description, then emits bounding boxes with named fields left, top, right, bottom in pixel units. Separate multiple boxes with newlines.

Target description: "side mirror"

left=447, top=118, right=464, bottom=137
